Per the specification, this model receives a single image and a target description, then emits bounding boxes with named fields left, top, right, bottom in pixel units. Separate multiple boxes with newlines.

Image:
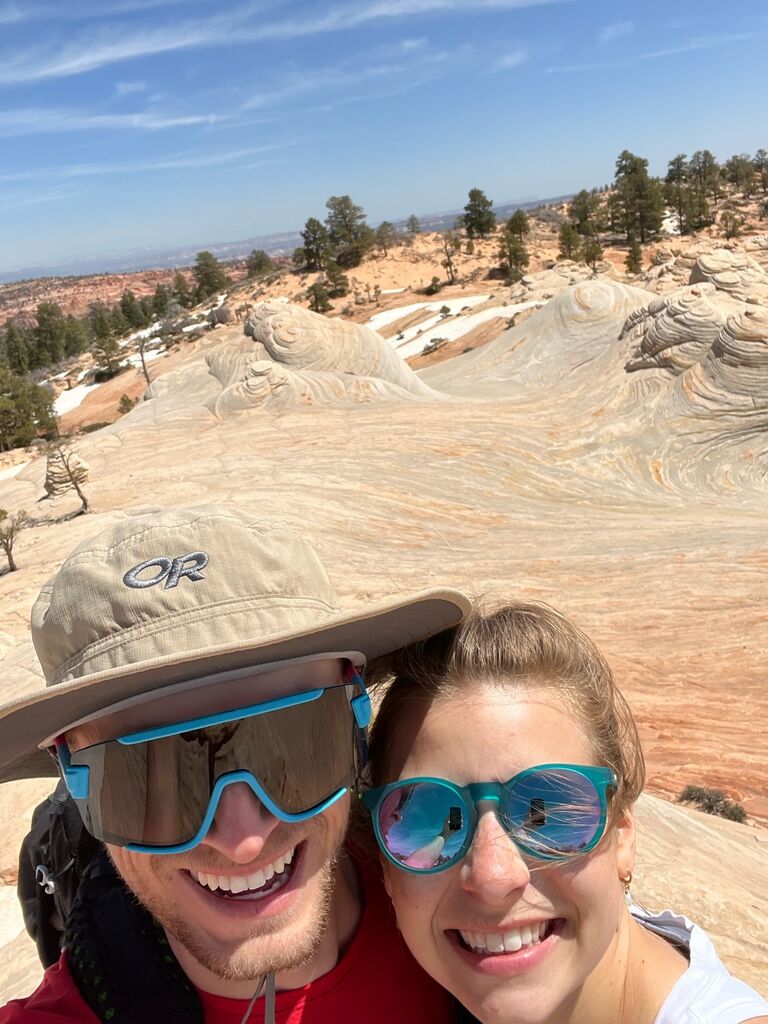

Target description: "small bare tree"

left=45, top=437, right=90, bottom=514
left=137, top=337, right=151, bottom=387
left=0, top=508, right=29, bottom=572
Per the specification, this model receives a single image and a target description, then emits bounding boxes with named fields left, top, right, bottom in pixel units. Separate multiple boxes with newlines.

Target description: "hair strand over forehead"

left=366, top=601, right=645, bottom=815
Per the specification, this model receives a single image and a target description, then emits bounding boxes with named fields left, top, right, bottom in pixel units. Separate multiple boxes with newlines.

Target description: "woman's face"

left=380, top=683, right=635, bottom=1024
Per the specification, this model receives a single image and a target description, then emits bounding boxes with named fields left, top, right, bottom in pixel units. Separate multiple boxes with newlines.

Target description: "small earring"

left=621, top=870, right=633, bottom=905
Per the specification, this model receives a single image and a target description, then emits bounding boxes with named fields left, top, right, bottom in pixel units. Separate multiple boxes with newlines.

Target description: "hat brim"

left=0, top=588, right=470, bottom=783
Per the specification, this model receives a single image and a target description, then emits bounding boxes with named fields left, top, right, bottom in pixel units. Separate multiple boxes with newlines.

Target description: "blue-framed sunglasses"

left=55, top=665, right=371, bottom=854
left=363, top=764, right=617, bottom=874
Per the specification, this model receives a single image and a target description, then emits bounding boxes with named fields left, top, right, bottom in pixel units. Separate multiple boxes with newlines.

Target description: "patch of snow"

left=0, top=461, right=29, bottom=482
left=660, top=209, right=681, bottom=236
left=381, top=287, right=407, bottom=294
left=120, top=321, right=162, bottom=347
left=389, top=300, right=544, bottom=360
left=368, top=295, right=491, bottom=331
left=123, top=350, right=165, bottom=369
left=53, top=382, right=101, bottom=416
left=181, top=322, right=204, bottom=334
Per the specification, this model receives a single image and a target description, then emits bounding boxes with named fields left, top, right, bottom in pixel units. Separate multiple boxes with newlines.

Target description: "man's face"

left=66, top=659, right=351, bottom=985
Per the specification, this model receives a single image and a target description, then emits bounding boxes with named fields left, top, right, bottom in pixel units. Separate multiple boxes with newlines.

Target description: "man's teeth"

left=459, top=921, right=549, bottom=954
left=196, top=847, right=295, bottom=895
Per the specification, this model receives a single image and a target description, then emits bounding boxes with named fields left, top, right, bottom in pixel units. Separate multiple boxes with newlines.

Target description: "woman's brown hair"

left=366, top=601, right=645, bottom=816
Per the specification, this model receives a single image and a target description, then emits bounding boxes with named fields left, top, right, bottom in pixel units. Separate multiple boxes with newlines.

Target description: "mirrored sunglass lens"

left=504, top=769, right=603, bottom=856
left=377, top=782, right=468, bottom=870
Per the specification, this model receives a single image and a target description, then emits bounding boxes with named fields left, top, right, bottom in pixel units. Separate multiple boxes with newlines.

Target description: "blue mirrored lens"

left=504, top=768, right=603, bottom=856
left=377, top=782, right=469, bottom=870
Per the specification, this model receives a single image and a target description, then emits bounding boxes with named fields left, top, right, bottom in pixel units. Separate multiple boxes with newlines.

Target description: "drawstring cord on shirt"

left=240, top=973, right=276, bottom=1024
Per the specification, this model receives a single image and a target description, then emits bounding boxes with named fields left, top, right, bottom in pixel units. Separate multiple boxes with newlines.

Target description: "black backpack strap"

left=65, top=851, right=204, bottom=1024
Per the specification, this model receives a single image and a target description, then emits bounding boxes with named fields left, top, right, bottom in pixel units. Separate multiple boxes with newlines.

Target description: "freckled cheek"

left=386, top=869, right=448, bottom=941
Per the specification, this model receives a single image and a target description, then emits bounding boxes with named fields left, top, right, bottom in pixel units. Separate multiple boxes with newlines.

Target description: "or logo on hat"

left=123, top=551, right=209, bottom=590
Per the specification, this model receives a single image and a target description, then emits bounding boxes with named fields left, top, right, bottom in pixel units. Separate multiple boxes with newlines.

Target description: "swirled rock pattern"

left=43, top=449, right=89, bottom=498
left=244, top=301, right=436, bottom=399
left=622, top=285, right=728, bottom=373
left=688, top=247, right=768, bottom=302
left=2, top=269, right=768, bottom=995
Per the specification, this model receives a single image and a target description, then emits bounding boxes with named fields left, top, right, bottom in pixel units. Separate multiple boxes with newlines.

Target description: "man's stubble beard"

left=114, top=846, right=340, bottom=983
left=165, top=851, right=338, bottom=981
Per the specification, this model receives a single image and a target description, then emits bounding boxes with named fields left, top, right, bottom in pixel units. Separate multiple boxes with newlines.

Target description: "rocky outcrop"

left=43, top=449, right=89, bottom=498
left=622, top=285, right=728, bottom=374
left=688, top=248, right=768, bottom=302
left=244, top=302, right=438, bottom=399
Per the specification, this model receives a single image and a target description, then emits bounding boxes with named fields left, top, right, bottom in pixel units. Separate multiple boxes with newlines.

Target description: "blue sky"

left=0, top=0, right=766, bottom=273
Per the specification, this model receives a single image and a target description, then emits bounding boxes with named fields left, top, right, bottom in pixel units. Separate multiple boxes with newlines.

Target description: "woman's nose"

left=201, top=780, right=281, bottom=862
left=459, top=809, right=531, bottom=903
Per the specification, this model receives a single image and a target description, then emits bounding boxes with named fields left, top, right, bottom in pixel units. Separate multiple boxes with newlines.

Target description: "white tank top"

left=631, top=905, right=768, bottom=1023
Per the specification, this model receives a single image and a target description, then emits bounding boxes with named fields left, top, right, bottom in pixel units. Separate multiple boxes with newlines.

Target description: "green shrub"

left=676, top=785, right=747, bottom=823
left=118, top=394, right=138, bottom=415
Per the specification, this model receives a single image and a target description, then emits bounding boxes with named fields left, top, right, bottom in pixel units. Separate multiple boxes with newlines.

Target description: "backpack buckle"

left=35, top=864, right=56, bottom=895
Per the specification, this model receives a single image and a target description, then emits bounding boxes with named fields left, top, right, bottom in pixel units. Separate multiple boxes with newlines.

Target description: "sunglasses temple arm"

left=53, top=737, right=91, bottom=800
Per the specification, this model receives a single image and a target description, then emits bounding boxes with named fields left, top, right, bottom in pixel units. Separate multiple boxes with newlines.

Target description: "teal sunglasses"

left=363, top=764, right=617, bottom=874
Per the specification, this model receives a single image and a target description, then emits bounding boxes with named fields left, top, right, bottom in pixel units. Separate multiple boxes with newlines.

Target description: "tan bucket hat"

left=0, top=504, right=470, bottom=783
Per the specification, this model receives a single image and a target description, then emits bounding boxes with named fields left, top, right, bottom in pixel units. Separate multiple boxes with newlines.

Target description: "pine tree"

left=626, top=237, right=643, bottom=274
left=193, top=251, right=229, bottom=301
left=558, top=223, right=582, bottom=260
left=324, top=261, right=349, bottom=298
left=375, top=221, right=397, bottom=256
left=665, top=154, right=690, bottom=234
left=583, top=234, right=604, bottom=273
left=300, top=218, right=331, bottom=271
left=0, top=366, right=54, bottom=450
left=63, top=315, right=91, bottom=358
left=110, top=306, right=130, bottom=339
left=507, top=209, right=530, bottom=242
left=463, top=188, right=496, bottom=239
left=612, top=150, right=665, bottom=243
left=325, top=196, right=374, bottom=268
left=497, top=226, right=529, bottom=281
left=689, top=150, right=721, bottom=202
left=152, top=284, right=171, bottom=318
left=3, top=322, right=31, bottom=375
left=724, top=153, right=756, bottom=197
left=33, top=303, right=67, bottom=367
left=721, top=210, right=742, bottom=239
left=172, top=271, right=192, bottom=309
left=307, top=283, right=332, bottom=313
left=406, top=214, right=421, bottom=234
left=246, top=250, right=273, bottom=276
left=120, top=290, right=149, bottom=330
left=569, top=189, right=604, bottom=234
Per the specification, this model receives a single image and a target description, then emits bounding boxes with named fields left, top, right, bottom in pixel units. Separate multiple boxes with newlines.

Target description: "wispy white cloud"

left=243, top=63, right=406, bottom=109
left=598, top=20, right=634, bottom=44
left=0, top=107, right=230, bottom=137
left=0, top=186, right=86, bottom=210
left=0, top=0, right=568, bottom=84
left=641, top=31, right=761, bottom=60
left=546, top=59, right=621, bottom=73
left=399, top=37, right=428, bottom=52
left=115, top=79, right=148, bottom=96
left=0, top=143, right=295, bottom=182
left=547, top=29, right=765, bottom=72
left=491, top=48, right=527, bottom=71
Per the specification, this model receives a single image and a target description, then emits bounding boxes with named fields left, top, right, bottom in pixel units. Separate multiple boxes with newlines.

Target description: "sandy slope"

left=1, top=238, right=767, bottom=999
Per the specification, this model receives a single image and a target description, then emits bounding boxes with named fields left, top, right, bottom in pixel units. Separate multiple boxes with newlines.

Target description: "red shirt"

left=0, top=863, right=452, bottom=1023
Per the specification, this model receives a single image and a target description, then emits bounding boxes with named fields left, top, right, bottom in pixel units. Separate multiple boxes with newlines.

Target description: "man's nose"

left=201, top=780, right=281, bottom=862
left=459, top=808, right=531, bottom=904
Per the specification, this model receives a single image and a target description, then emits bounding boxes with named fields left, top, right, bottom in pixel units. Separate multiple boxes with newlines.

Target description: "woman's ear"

left=381, top=856, right=393, bottom=899
left=615, top=802, right=637, bottom=878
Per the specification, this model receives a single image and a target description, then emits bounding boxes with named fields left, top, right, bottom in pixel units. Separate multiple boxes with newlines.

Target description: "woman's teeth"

left=194, top=847, right=295, bottom=898
left=459, top=920, right=549, bottom=954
